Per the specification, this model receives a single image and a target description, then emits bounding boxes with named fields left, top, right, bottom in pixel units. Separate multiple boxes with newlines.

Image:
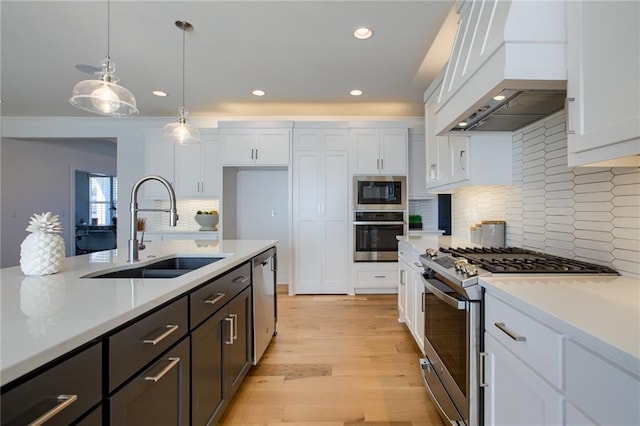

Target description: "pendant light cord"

left=181, top=25, right=186, bottom=109
left=106, top=0, right=111, bottom=60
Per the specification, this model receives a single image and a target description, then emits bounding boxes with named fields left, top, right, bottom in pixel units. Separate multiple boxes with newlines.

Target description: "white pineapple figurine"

left=20, top=212, right=65, bottom=275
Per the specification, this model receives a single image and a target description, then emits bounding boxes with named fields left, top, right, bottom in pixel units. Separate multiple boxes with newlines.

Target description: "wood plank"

left=219, top=292, right=442, bottom=425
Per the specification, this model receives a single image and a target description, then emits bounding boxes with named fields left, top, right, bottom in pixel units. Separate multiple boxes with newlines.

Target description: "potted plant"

left=194, top=210, right=219, bottom=231
left=409, top=214, right=423, bottom=230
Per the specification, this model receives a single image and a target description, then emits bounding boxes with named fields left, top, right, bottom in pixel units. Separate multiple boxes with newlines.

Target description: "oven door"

left=353, top=221, right=405, bottom=262
left=420, top=275, right=480, bottom=426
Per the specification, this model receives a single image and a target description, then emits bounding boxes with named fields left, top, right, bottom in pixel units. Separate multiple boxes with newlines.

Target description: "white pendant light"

left=164, top=20, right=200, bottom=145
left=69, top=0, right=138, bottom=117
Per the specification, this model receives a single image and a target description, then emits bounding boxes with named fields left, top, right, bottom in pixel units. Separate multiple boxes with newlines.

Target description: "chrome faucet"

left=128, top=175, right=178, bottom=262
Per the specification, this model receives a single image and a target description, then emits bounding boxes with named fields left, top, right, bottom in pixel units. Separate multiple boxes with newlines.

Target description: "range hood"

left=430, top=0, right=568, bottom=134
left=450, top=89, right=567, bottom=132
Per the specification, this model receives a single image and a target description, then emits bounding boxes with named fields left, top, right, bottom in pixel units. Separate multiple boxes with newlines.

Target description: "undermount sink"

left=83, top=256, right=224, bottom=279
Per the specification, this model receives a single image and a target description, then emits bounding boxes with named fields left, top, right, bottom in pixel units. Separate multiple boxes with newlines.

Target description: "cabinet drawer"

left=190, top=262, right=251, bottom=329
left=1, top=342, right=102, bottom=426
left=109, top=296, right=188, bottom=391
left=357, top=269, right=397, bottom=283
left=484, top=292, right=563, bottom=389
left=565, top=340, right=640, bottom=425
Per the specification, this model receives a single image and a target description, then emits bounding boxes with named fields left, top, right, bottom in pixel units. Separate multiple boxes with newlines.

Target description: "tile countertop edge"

left=0, top=239, right=276, bottom=387
left=479, top=276, right=640, bottom=377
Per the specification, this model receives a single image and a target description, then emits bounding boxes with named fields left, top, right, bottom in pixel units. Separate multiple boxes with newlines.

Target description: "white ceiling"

left=1, top=1, right=457, bottom=119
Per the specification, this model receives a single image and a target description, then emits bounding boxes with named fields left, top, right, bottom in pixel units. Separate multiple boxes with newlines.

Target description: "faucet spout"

left=129, top=175, right=178, bottom=262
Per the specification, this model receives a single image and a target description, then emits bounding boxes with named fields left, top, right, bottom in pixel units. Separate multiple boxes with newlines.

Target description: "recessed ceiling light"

left=252, top=89, right=266, bottom=97
left=493, top=94, right=506, bottom=101
left=152, top=90, right=168, bottom=97
left=353, top=27, right=373, bottom=40
left=458, top=121, right=468, bottom=127
left=350, top=89, right=363, bottom=96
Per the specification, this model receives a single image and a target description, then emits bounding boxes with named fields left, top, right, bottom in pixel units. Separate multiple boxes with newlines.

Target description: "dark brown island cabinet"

left=1, top=253, right=267, bottom=425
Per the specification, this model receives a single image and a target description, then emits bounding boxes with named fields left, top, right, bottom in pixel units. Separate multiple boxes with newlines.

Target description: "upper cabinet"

left=425, top=81, right=512, bottom=191
left=144, top=130, right=220, bottom=200
left=350, top=128, right=408, bottom=175
left=407, top=129, right=433, bottom=199
left=565, top=1, right=640, bottom=167
left=219, top=121, right=292, bottom=166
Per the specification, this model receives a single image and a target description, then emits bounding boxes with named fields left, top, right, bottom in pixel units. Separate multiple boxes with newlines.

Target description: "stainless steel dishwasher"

left=252, top=247, right=277, bottom=364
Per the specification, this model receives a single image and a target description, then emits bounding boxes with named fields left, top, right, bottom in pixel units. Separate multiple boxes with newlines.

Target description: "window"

left=89, top=175, right=117, bottom=225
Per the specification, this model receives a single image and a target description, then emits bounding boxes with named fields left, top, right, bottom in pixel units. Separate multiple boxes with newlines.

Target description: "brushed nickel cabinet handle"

left=28, top=394, right=78, bottom=426
left=142, top=324, right=179, bottom=346
left=203, top=293, right=225, bottom=305
left=232, top=275, right=250, bottom=284
left=565, top=97, right=576, bottom=134
left=494, top=322, right=527, bottom=341
left=255, top=149, right=258, bottom=160
left=380, top=158, right=384, bottom=170
left=479, top=352, right=488, bottom=388
left=230, top=313, right=238, bottom=340
left=224, top=317, right=234, bottom=344
left=143, top=357, right=180, bottom=382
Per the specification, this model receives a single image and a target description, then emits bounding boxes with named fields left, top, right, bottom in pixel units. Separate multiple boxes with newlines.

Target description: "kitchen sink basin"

left=84, top=256, right=224, bottom=279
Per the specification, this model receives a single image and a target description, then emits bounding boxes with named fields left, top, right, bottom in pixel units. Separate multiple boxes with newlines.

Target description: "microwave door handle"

left=352, top=221, right=406, bottom=225
left=423, top=279, right=466, bottom=310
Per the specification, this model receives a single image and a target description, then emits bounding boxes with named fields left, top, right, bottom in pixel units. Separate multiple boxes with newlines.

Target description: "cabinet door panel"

left=352, top=131, right=380, bottom=174
left=110, top=337, right=190, bottom=426
left=449, top=136, right=469, bottom=183
left=191, top=309, right=225, bottom=426
left=379, top=130, right=407, bottom=175
left=296, top=153, right=322, bottom=220
left=484, top=333, right=563, bottom=426
left=255, top=130, right=290, bottom=165
left=225, top=287, right=253, bottom=399
left=295, top=221, right=324, bottom=294
left=323, top=153, right=348, bottom=220
left=174, top=143, right=202, bottom=196
left=144, top=134, right=175, bottom=199
left=323, top=219, right=349, bottom=294
left=223, top=133, right=255, bottom=165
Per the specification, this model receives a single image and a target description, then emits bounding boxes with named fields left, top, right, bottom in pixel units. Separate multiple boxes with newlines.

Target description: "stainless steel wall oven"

left=353, top=211, right=405, bottom=262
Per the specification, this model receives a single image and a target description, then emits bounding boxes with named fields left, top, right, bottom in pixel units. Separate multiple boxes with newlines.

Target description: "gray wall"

left=452, top=112, right=640, bottom=278
left=0, top=138, right=116, bottom=267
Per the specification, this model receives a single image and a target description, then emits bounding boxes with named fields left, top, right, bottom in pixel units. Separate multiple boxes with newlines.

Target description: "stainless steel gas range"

left=418, top=246, right=618, bottom=426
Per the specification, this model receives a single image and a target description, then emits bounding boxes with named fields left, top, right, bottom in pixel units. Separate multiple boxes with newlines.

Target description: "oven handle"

left=423, top=278, right=466, bottom=310
left=352, top=221, right=406, bottom=225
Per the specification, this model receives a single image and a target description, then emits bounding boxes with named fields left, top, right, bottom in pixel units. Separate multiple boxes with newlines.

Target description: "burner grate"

left=440, top=247, right=618, bottom=275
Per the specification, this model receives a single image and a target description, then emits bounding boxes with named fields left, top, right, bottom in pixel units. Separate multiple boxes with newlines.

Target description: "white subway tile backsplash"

left=451, top=111, right=639, bottom=278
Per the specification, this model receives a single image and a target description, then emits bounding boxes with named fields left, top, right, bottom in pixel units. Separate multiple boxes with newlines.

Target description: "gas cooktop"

left=439, top=247, right=618, bottom=275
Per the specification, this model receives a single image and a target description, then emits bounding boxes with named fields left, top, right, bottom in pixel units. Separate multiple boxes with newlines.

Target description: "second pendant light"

left=164, top=20, right=200, bottom=145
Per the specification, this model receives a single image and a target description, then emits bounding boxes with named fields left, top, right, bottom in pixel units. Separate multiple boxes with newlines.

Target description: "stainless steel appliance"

left=353, top=211, right=405, bottom=262
left=353, top=175, right=406, bottom=210
left=419, top=246, right=618, bottom=426
left=251, top=247, right=277, bottom=364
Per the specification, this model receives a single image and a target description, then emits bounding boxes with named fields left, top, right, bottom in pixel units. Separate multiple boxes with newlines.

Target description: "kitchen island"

left=1, top=239, right=276, bottom=425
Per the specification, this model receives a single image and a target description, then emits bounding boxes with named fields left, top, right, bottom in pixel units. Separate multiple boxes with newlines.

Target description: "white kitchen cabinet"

left=174, top=132, right=220, bottom=197
left=293, top=126, right=349, bottom=294
left=407, top=129, right=433, bottom=199
left=566, top=0, right=640, bottom=167
left=565, top=339, right=640, bottom=426
left=220, top=126, right=291, bottom=166
left=483, top=333, right=564, bottom=426
left=144, top=130, right=175, bottom=200
left=352, top=263, right=398, bottom=294
left=351, top=128, right=408, bottom=175
left=144, top=130, right=220, bottom=199
left=398, top=240, right=425, bottom=353
left=483, top=291, right=565, bottom=425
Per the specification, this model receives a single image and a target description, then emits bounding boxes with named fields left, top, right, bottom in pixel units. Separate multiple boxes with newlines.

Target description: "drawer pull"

left=28, top=394, right=78, bottom=426
left=203, top=293, right=225, bottom=305
left=479, top=352, right=488, bottom=388
left=374, top=275, right=386, bottom=279
left=224, top=316, right=234, bottom=344
left=143, top=357, right=180, bottom=382
left=494, top=322, right=527, bottom=341
left=142, top=324, right=179, bottom=346
left=233, top=275, right=249, bottom=284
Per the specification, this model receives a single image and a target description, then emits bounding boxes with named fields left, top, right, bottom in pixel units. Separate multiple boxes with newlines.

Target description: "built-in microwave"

left=353, top=175, right=406, bottom=210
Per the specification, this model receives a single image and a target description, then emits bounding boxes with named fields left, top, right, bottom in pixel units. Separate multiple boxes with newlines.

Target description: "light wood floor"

left=219, top=286, right=443, bottom=425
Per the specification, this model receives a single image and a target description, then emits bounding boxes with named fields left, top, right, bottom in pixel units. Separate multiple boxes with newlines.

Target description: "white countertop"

left=397, top=234, right=478, bottom=253
left=481, top=275, right=640, bottom=375
left=0, top=239, right=276, bottom=387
